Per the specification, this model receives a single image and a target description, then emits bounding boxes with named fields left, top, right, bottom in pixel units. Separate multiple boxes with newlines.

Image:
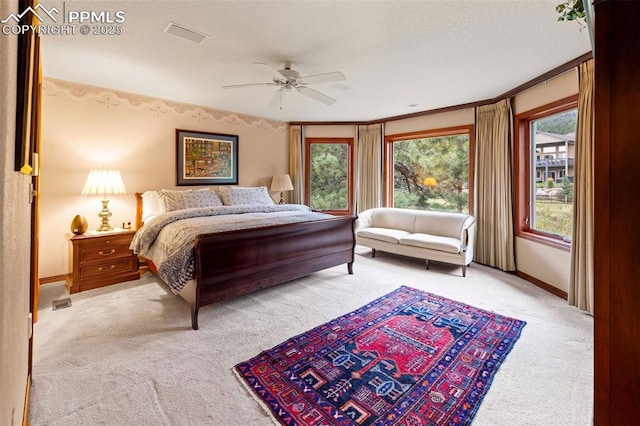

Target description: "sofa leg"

left=462, top=264, right=466, bottom=277
left=372, top=249, right=376, bottom=258
left=425, top=259, right=429, bottom=270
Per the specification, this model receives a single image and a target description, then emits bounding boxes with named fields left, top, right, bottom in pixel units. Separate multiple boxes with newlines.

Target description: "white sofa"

left=356, top=207, right=476, bottom=277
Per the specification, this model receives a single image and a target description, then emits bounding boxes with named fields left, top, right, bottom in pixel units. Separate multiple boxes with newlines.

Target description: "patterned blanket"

left=130, top=204, right=332, bottom=293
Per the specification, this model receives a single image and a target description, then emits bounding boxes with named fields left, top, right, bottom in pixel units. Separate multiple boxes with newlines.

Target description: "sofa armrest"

left=460, top=216, right=476, bottom=252
left=355, top=209, right=374, bottom=231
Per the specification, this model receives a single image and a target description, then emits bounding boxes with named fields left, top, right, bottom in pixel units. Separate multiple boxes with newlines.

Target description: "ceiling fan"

left=222, top=61, right=346, bottom=108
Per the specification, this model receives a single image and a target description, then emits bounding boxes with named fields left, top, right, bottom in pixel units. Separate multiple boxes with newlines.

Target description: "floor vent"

left=52, top=298, right=72, bottom=311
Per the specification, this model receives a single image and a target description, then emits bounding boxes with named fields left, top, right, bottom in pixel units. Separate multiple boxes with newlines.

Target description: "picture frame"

left=176, top=129, right=239, bottom=186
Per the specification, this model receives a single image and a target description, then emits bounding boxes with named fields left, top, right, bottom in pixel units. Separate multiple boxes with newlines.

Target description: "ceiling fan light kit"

left=223, top=61, right=346, bottom=109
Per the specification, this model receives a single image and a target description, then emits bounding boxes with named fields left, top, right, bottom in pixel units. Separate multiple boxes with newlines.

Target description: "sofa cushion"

left=357, top=227, right=411, bottom=244
left=399, top=233, right=462, bottom=254
left=371, top=208, right=416, bottom=233
left=413, top=212, right=469, bottom=239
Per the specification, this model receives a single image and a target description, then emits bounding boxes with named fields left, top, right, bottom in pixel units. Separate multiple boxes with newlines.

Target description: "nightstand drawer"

left=79, top=258, right=137, bottom=281
left=80, top=243, right=132, bottom=264
left=67, top=229, right=139, bottom=293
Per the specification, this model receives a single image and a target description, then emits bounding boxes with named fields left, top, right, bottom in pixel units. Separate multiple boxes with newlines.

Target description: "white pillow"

left=159, top=189, right=223, bottom=212
left=219, top=186, right=274, bottom=206
left=141, top=191, right=164, bottom=223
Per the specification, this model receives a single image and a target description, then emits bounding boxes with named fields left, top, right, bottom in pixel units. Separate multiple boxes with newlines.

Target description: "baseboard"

left=515, top=270, right=568, bottom=300
left=23, top=373, right=30, bottom=426
left=39, top=274, right=69, bottom=285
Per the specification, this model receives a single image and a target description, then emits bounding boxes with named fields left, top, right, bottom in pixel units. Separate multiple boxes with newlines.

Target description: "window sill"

left=516, top=230, right=571, bottom=252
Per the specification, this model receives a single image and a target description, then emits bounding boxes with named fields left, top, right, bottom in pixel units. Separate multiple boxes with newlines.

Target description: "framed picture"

left=176, top=129, right=239, bottom=186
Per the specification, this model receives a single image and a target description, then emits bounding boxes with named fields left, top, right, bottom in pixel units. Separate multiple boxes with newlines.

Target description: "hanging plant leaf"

left=556, top=0, right=586, bottom=22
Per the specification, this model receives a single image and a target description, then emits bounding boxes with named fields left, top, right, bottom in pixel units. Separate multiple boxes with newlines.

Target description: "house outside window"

left=384, top=126, right=474, bottom=214
left=305, top=137, right=354, bottom=215
left=515, top=95, right=578, bottom=249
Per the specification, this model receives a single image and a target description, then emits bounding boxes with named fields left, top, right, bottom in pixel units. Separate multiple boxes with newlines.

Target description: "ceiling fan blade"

left=269, top=88, right=288, bottom=109
left=297, top=86, right=336, bottom=105
left=299, top=71, right=346, bottom=85
left=252, top=61, right=283, bottom=78
left=222, top=82, right=276, bottom=89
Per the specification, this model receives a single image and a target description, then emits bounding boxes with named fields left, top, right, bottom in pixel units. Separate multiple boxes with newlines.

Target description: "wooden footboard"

left=191, top=215, right=357, bottom=329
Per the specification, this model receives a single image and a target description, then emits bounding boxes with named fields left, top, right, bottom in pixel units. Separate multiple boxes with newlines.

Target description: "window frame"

left=383, top=125, right=475, bottom=215
left=304, top=137, right=354, bottom=215
left=514, top=95, right=578, bottom=251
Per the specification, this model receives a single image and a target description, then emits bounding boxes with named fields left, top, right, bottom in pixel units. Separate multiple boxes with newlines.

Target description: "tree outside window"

left=305, top=138, right=353, bottom=214
left=385, top=126, right=474, bottom=214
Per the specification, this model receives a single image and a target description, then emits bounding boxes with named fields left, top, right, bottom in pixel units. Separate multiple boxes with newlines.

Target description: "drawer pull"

left=98, top=265, right=115, bottom=272
left=99, top=249, right=116, bottom=256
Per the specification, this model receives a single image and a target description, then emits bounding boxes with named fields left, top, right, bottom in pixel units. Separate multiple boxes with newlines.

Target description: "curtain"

left=288, top=125, right=304, bottom=204
left=474, top=99, right=516, bottom=271
left=356, top=123, right=383, bottom=213
left=569, top=59, right=595, bottom=315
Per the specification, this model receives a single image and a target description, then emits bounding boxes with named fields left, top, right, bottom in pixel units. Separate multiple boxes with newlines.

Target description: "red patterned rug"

left=234, top=286, right=526, bottom=425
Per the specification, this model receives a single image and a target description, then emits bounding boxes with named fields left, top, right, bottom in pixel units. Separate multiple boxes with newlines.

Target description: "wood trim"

left=593, top=1, right=640, bottom=423
left=135, top=191, right=144, bottom=229
left=515, top=231, right=571, bottom=252
left=304, top=137, right=355, bottom=214
left=290, top=53, right=592, bottom=126
left=383, top=125, right=475, bottom=215
left=593, top=2, right=612, bottom=422
left=22, top=374, right=31, bottom=426
left=515, top=270, right=568, bottom=300
left=515, top=95, right=579, bottom=122
left=513, top=95, right=578, bottom=249
left=39, top=274, right=70, bottom=285
left=496, top=52, right=592, bottom=101
left=368, top=100, right=490, bottom=125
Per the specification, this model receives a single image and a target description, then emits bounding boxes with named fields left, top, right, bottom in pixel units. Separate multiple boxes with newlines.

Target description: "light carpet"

left=29, top=247, right=593, bottom=425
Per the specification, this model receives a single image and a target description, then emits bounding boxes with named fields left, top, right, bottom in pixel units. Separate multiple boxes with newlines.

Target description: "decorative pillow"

left=219, top=186, right=273, bottom=206
left=159, top=189, right=223, bottom=212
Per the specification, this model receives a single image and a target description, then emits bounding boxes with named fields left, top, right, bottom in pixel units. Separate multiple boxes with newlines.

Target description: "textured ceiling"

left=41, top=0, right=591, bottom=122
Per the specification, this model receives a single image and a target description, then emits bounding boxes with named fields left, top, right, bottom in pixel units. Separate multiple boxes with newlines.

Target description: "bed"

left=131, top=187, right=356, bottom=330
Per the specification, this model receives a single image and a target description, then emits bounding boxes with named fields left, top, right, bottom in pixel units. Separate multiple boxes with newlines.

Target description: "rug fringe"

left=232, top=366, right=282, bottom=426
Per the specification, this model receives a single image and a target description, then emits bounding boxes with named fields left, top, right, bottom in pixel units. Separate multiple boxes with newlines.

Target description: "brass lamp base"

left=97, top=197, right=113, bottom=232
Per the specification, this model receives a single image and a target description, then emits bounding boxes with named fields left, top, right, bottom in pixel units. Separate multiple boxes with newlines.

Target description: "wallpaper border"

left=43, top=78, right=287, bottom=132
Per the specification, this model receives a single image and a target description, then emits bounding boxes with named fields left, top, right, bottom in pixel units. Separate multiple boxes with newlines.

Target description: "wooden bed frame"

left=135, top=193, right=357, bottom=329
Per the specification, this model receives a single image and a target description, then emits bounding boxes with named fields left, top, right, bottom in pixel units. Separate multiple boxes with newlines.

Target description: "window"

left=384, top=126, right=474, bottom=214
left=515, top=95, right=578, bottom=249
left=305, top=138, right=354, bottom=214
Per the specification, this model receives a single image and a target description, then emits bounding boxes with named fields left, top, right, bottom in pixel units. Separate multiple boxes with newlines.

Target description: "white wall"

left=0, top=0, right=32, bottom=423
left=304, top=124, right=356, bottom=139
left=385, top=108, right=474, bottom=135
left=39, top=79, right=288, bottom=278
left=512, top=68, right=578, bottom=293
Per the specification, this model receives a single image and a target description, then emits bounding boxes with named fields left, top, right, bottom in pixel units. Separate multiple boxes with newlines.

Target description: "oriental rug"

left=234, top=286, right=526, bottom=425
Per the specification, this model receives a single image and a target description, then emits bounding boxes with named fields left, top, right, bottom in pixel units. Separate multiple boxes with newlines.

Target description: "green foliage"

left=556, top=0, right=585, bottom=22
left=535, top=110, right=577, bottom=134
left=560, top=180, right=574, bottom=198
left=534, top=201, right=573, bottom=238
left=393, top=134, right=469, bottom=213
left=309, top=143, right=348, bottom=210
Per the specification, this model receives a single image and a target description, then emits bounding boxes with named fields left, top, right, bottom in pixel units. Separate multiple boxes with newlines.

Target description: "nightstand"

left=66, top=229, right=140, bottom=294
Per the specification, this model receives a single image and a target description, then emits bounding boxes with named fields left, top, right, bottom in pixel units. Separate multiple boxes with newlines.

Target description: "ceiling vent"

left=163, top=22, right=209, bottom=45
